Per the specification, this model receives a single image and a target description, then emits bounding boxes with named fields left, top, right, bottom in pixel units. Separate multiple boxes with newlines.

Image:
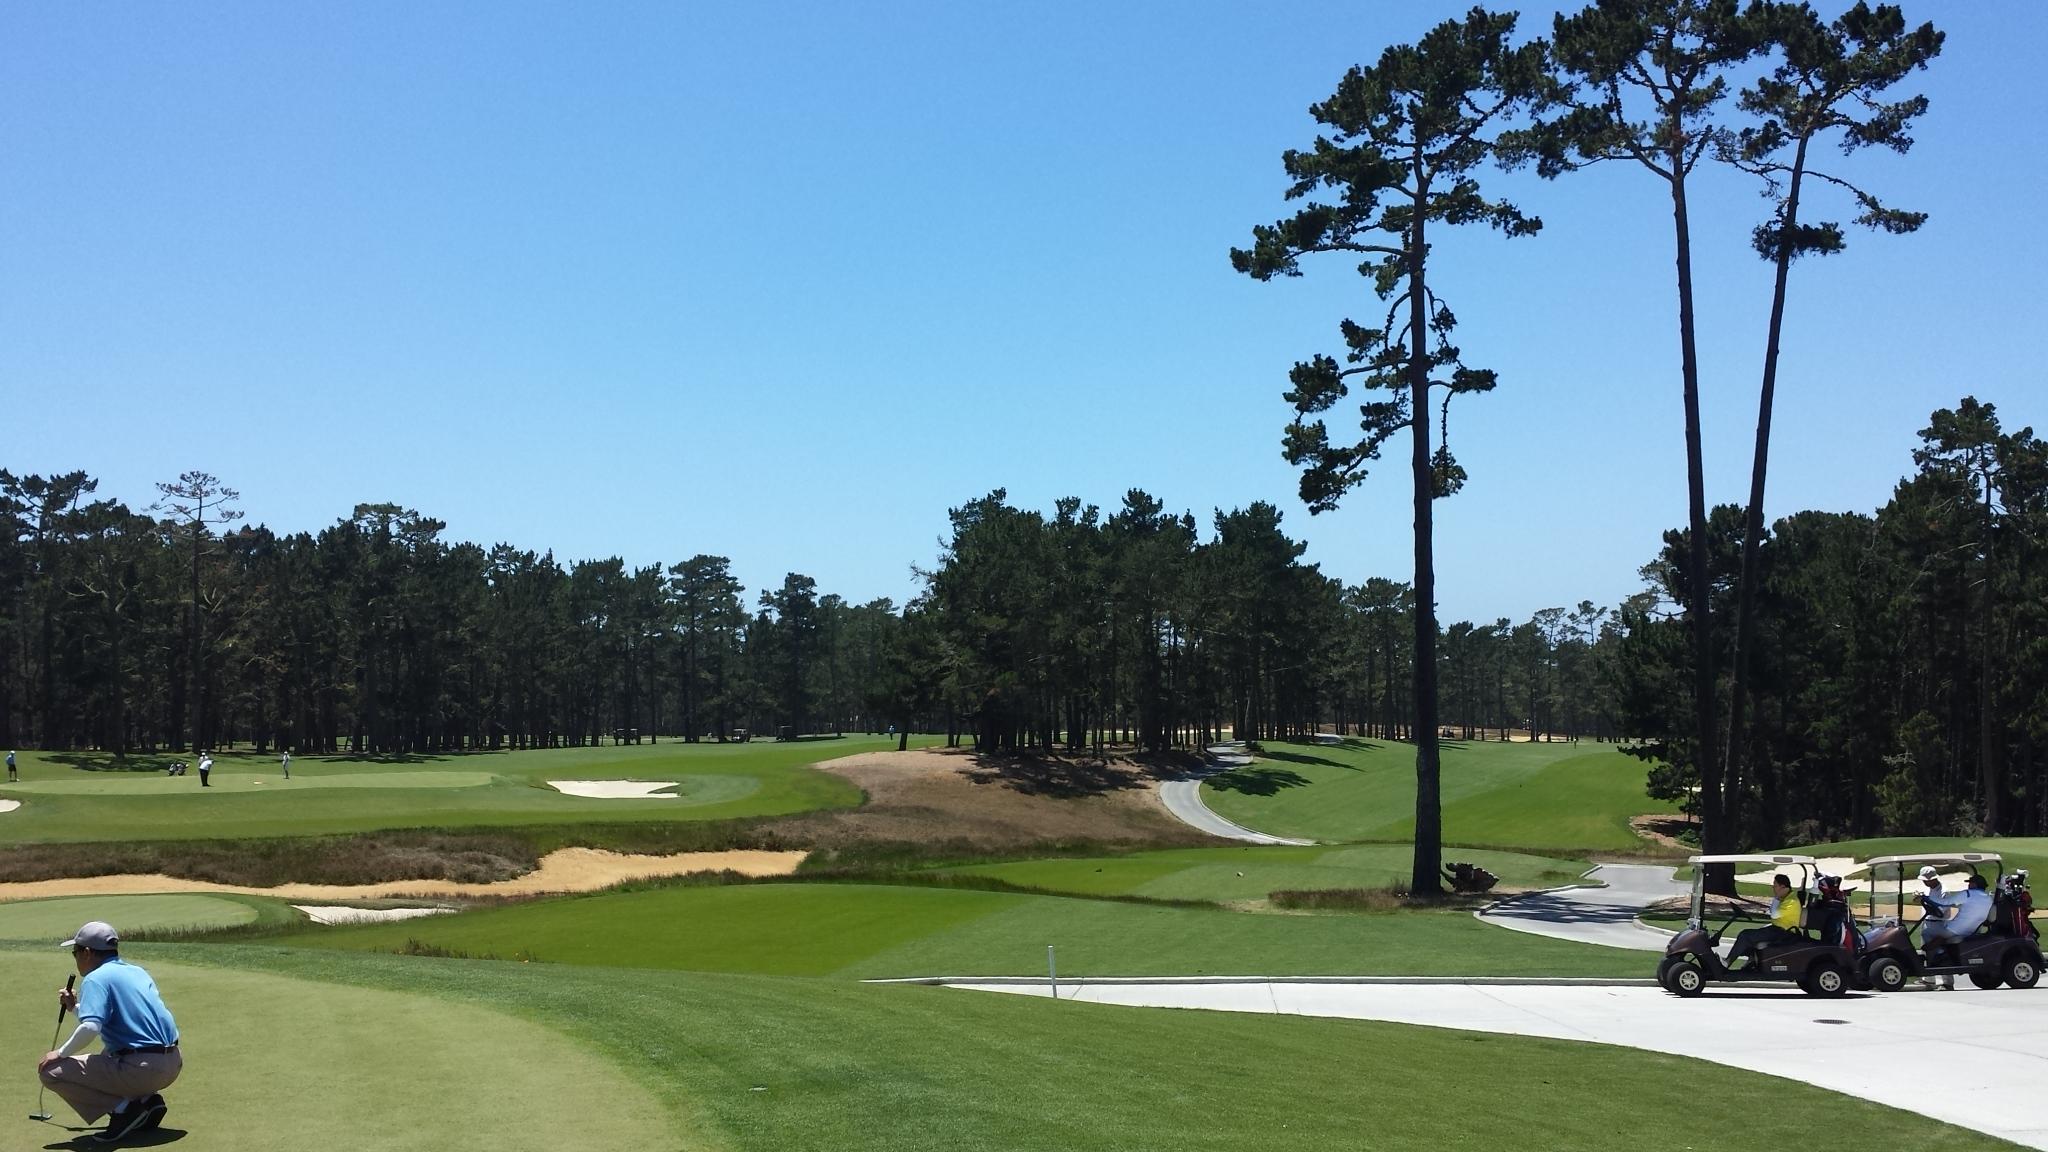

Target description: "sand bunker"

left=548, top=780, right=680, bottom=799
left=0, top=800, right=18, bottom=814
left=0, top=847, right=806, bottom=903
left=294, top=905, right=460, bottom=926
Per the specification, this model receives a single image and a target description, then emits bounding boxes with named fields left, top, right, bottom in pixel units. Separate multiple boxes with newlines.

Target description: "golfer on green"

left=37, top=921, right=181, bottom=1142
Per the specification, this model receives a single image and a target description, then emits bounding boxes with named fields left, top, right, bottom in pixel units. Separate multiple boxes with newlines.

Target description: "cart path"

left=948, top=979, right=2048, bottom=1150
left=1475, top=862, right=1687, bottom=952
left=1156, top=742, right=1315, bottom=846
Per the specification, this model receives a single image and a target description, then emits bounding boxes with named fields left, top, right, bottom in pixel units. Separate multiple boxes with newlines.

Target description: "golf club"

left=29, top=974, right=74, bottom=1122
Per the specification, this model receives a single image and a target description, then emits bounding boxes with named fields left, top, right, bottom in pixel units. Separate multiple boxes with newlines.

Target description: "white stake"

left=1048, top=944, right=1058, bottom=1000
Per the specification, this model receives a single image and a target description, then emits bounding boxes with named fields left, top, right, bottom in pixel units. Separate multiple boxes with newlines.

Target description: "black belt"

left=113, top=1045, right=177, bottom=1055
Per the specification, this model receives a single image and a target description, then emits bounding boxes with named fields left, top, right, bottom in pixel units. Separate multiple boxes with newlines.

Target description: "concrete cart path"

left=1156, top=742, right=1314, bottom=846
left=1476, top=862, right=1688, bottom=952
left=950, top=979, right=2048, bottom=1149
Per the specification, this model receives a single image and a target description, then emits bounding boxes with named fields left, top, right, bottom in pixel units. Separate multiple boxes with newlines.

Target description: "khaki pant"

left=38, top=1048, right=183, bottom=1123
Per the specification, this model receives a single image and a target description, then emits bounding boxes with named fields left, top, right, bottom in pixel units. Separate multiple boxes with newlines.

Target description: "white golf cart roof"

left=1686, top=854, right=1819, bottom=866
left=1861, top=852, right=2002, bottom=870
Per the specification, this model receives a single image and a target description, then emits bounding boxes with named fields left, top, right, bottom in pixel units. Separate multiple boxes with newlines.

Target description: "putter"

left=29, top=974, right=74, bottom=1121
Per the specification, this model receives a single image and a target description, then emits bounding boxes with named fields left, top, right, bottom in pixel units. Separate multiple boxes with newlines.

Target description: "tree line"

left=1616, top=398, right=2048, bottom=843
left=2, top=469, right=1632, bottom=759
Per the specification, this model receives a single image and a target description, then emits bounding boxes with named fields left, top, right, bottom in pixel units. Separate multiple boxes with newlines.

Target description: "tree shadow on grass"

left=45, top=752, right=172, bottom=773
left=1254, top=748, right=1353, bottom=770
left=1204, top=766, right=1311, bottom=796
left=959, top=748, right=1200, bottom=798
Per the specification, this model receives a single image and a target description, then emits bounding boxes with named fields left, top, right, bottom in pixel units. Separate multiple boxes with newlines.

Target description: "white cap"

left=1918, top=865, right=1940, bottom=881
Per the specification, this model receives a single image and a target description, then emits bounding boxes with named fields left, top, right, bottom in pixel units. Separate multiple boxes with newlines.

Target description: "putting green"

left=0, top=953, right=681, bottom=1151
left=2, top=770, right=497, bottom=795
left=0, top=895, right=260, bottom=941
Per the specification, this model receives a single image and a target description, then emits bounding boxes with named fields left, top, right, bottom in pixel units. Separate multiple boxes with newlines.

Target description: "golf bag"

left=1997, top=871, right=2036, bottom=940
left=1807, top=876, right=1858, bottom=952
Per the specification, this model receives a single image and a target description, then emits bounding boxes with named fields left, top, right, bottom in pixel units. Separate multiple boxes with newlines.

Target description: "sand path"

left=0, top=847, right=805, bottom=902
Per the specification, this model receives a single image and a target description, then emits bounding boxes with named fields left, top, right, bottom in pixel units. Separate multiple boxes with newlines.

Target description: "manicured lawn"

left=9, top=941, right=2003, bottom=1152
left=1203, top=738, right=1674, bottom=852
left=0, top=893, right=291, bottom=940
left=0, top=950, right=670, bottom=1151
left=0, top=736, right=928, bottom=843
left=936, top=843, right=1587, bottom=902
left=281, top=880, right=1649, bottom=979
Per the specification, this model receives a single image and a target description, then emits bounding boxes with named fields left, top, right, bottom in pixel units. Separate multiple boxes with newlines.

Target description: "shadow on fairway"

left=42, top=1127, right=187, bottom=1148
left=1204, top=767, right=1311, bottom=796
left=46, top=753, right=171, bottom=773
left=1254, top=748, right=1353, bottom=770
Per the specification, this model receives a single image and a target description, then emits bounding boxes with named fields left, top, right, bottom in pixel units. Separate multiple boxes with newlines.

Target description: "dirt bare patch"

left=764, top=747, right=1212, bottom=852
left=1631, top=814, right=1695, bottom=852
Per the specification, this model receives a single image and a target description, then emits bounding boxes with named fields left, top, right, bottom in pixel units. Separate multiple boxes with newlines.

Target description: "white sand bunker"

left=295, top=905, right=459, bottom=926
left=548, top=779, right=681, bottom=799
left=0, top=800, right=19, bottom=814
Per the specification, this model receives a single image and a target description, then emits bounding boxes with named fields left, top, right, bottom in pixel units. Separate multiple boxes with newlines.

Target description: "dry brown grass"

left=762, top=746, right=1213, bottom=852
left=0, top=830, right=541, bottom=888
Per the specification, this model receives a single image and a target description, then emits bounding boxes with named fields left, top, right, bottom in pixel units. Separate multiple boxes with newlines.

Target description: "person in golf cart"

left=1726, top=873, right=1803, bottom=969
left=1923, top=873, right=1994, bottom=944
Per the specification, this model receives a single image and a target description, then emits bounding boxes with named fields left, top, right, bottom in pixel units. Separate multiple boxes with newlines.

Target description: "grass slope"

left=0, top=951, right=674, bottom=1151
left=1203, top=738, right=1674, bottom=851
left=77, top=942, right=2015, bottom=1152
left=0, top=893, right=286, bottom=940
left=281, top=880, right=1648, bottom=979
left=935, top=843, right=1587, bottom=901
left=0, top=737, right=927, bottom=843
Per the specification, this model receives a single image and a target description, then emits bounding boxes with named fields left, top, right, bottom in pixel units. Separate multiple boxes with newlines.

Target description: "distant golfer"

left=197, top=752, right=212, bottom=788
left=6, top=749, right=15, bottom=781
left=280, top=749, right=291, bottom=780
left=38, top=921, right=181, bottom=1142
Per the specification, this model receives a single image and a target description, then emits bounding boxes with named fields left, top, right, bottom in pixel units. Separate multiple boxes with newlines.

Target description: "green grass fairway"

left=1203, top=739, right=1674, bottom=851
left=282, top=880, right=1647, bottom=979
left=0, top=951, right=672, bottom=1151
left=0, top=894, right=275, bottom=940
left=35, top=942, right=2003, bottom=1152
left=0, top=736, right=929, bottom=843
left=936, top=843, right=1587, bottom=901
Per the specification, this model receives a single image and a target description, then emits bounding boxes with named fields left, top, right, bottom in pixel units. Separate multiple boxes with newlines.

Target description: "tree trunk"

left=1408, top=183, right=1443, bottom=899
left=1671, top=162, right=1729, bottom=892
left=1726, top=133, right=1809, bottom=843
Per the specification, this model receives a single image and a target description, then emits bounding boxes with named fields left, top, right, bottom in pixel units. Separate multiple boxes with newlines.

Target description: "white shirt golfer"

left=280, top=751, right=291, bottom=779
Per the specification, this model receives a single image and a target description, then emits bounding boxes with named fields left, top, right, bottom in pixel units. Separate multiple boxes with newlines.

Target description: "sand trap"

left=1736, top=857, right=1983, bottom=895
left=548, top=779, right=680, bottom=799
left=0, top=800, right=18, bottom=814
left=294, top=905, right=459, bottom=926
left=0, top=847, right=807, bottom=903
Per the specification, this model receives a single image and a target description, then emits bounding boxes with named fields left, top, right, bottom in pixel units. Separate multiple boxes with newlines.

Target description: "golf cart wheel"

left=1665, top=959, right=1705, bottom=998
left=1968, top=971, right=2003, bottom=991
left=1861, top=955, right=1907, bottom=994
left=2005, top=952, right=2041, bottom=990
left=1804, top=961, right=1848, bottom=998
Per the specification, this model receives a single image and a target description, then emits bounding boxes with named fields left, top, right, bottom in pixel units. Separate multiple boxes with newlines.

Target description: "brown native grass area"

left=765, top=746, right=1216, bottom=858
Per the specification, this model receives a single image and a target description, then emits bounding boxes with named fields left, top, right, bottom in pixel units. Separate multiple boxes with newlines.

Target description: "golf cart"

left=1853, top=853, right=2041, bottom=992
left=1657, top=854, right=1859, bottom=997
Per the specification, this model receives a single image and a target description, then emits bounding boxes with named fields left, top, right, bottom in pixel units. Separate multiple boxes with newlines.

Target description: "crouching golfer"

left=37, top=921, right=181, bottom=1142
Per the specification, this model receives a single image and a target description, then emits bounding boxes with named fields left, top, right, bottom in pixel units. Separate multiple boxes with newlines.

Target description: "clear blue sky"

left=4, top=3, right=2039, bottom=623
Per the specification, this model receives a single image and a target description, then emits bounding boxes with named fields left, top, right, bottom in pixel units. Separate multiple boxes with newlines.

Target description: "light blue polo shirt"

left=77, top=957, right=179, bottom=1052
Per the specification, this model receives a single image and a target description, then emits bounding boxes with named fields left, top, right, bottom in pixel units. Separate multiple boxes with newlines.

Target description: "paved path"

left=1475, top=862, right=1687, bottom=952
left=1156, top=741, right=1314, bottom=846
left=948, top=979, right=2048, bottom=1149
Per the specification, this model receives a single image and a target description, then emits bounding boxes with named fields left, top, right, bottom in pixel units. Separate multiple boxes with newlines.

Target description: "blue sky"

left=3, top=2, right=2039, bottom=623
